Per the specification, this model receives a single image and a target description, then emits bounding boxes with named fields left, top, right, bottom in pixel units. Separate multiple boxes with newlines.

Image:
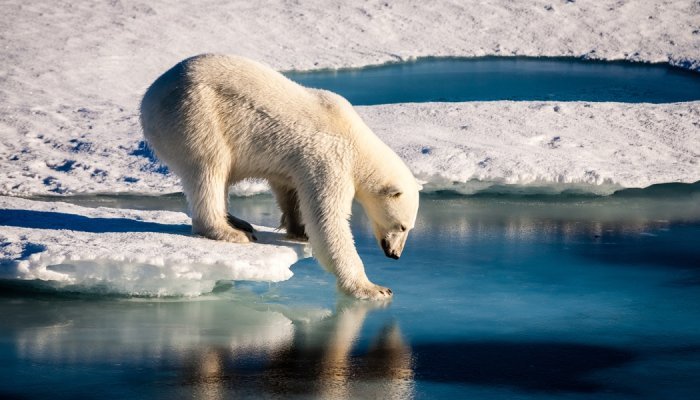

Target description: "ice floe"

left=0, top=196, right=309, bottom=296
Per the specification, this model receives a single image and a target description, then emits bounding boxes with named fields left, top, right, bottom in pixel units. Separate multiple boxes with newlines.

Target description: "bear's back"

left=185, top=55, right=314, bottom=112
left=141, top=54, right=391, bottom=164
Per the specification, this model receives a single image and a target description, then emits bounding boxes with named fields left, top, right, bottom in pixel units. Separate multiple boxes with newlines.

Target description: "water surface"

left=285, top=57, right=700, bottom=104
left=2, top=190, right=700, bottom=399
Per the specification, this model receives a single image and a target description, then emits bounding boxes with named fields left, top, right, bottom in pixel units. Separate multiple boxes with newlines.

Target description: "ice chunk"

left=0, top=196, right=310, bottom=296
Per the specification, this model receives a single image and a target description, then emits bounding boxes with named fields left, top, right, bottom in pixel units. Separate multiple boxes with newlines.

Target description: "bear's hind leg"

left=270, top=183, right=307, bottom=241
left=186, top=166, right=254, bottom=243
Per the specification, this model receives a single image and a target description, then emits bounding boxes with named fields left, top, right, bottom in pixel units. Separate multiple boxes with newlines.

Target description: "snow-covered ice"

left=1, top=0, right=699, bottom=197
left=0, top=196, right=309, bottom=296
left=359, top=101, right=700, bottom=194
left=1, top=100, right=697, bottom=197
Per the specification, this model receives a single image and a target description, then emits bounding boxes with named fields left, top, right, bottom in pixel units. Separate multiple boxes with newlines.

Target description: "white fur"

left=140, top=54, right=420, bottom=299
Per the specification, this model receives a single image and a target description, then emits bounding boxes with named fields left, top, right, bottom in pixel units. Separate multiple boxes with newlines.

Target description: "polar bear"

left=140, top=54, right=420, bottom=300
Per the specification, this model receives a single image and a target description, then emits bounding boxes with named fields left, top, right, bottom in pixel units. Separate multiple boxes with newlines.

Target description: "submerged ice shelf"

left=0, top=196, right=309, bottom=296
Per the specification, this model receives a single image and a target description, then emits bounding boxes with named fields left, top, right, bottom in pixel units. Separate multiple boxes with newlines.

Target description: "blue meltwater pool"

left=285, top=57, right=700, bottom=104
left=2, top=188, right=700, bottom=399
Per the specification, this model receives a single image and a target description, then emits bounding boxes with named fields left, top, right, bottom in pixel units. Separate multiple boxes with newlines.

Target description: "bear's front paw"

left=343, top=282, right=393, bottom=301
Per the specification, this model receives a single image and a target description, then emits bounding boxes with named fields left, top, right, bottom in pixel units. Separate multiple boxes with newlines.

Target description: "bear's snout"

left=381, top=239, right=400, bottom=260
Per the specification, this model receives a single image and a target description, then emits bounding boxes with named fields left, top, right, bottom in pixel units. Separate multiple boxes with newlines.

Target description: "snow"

left=0, top=0, right=699, bottom=292
left=0, top=196, right=309, bottom=296
left=1, top=0, right=699, bottom=197
left=1, top=100, right=697, bottom=197
left=359, top=101, right=700, bottom=194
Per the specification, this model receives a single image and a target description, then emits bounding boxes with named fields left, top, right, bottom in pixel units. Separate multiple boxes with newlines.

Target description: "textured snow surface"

left=1, top=100, right=697, bottom=197
left=1, top=0, right=699, bottom=196
left=359, top=102, right=700, bottom=194
left=0, top=196, right=309, bottom=296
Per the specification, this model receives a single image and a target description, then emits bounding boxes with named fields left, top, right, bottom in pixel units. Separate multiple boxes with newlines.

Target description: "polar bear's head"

left=361, top=181, right=421, bottom=260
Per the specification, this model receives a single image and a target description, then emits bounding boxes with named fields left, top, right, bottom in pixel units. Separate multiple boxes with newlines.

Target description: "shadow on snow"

left=0, top=208, right=190, bottom=235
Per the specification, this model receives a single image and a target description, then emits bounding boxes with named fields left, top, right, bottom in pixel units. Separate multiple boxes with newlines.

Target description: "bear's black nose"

left=381, top=239, right=400, bottom=259
left=380, top=239, right=399, bottom=260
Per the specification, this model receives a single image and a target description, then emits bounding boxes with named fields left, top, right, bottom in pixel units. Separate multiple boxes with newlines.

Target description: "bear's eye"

left=400, top=224, right=407, bottom=232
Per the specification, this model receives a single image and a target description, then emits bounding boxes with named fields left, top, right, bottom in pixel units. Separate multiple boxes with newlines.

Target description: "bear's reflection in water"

left=180, top=301, right=414, bottom=400
left=6, top=294, right=413, bottom=399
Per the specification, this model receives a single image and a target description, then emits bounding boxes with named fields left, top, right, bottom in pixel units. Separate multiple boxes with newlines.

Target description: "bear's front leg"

left=321, top=242, right=393, bottom=300
left=297, top=181, right=392, bottom=300
left=184, top=165, right=256, bottom=243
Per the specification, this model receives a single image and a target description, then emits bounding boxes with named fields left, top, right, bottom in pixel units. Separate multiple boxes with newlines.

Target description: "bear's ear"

left=378, top=185, right=402, bottom=198
left=415, top=180, right=424, bottom=191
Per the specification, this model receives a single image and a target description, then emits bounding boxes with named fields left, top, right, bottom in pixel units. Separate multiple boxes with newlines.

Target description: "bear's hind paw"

left=284, top=231, right=308, bottom=242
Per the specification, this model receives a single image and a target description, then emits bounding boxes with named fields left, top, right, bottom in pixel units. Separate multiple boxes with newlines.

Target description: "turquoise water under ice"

left=2, top=187, right=700, bottom=399
left=285, top=57, right=700, bottom=104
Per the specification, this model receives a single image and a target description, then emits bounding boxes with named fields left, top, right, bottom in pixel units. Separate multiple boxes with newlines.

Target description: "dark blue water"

left=285, top=57, right=700, bottom=104
left=2, top=189, right=700, bottom=399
